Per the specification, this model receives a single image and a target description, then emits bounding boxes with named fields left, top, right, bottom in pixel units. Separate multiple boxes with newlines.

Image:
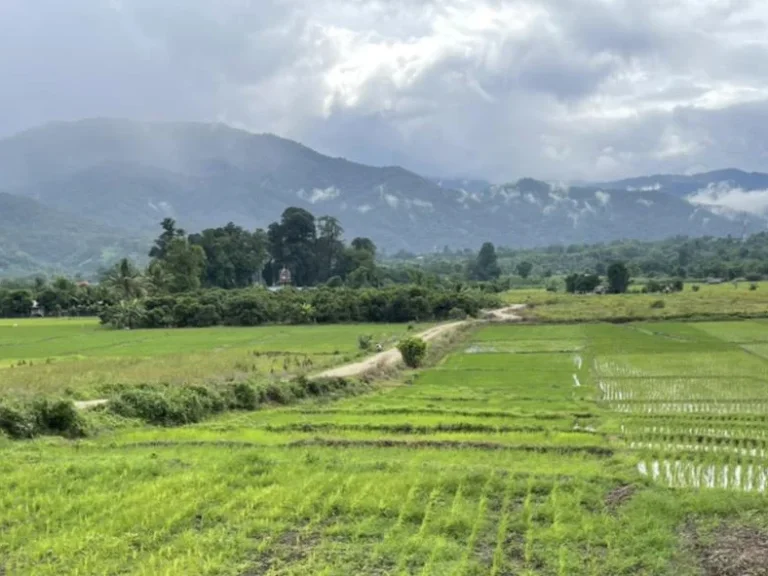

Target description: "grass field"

left=3, top=319, right=768, bottom=574
left=509, top=281, right=768, bottom=322
left=0, top=319, right=429, bottom=400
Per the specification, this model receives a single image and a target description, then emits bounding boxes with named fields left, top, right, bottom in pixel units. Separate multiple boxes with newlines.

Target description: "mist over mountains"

left=0, top=119, right=766, bottom=277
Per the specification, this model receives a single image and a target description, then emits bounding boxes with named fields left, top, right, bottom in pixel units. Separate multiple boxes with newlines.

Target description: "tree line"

left=99, top=286, right=500, bottom=329
left=388, top=232, right=768, bottom=283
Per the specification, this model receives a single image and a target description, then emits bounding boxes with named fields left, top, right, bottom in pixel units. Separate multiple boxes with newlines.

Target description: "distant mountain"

left=432, top=178, right=492, bottom=196
left=0, top=119, right=765, bottom=276
left=596, top=169, right=768, bottom=218
left=0, top=192, right=146, bottom=277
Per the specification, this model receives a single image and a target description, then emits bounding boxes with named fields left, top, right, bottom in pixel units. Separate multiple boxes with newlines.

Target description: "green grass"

left=0, top=319, right=429, bottom=400
left=509, top=282, right=768, bottom=322
left=4, top=320, right=768, bottom=573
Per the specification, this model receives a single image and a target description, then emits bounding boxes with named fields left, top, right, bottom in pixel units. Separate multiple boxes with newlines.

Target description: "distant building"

left=279, top=267, right=292, bottom=287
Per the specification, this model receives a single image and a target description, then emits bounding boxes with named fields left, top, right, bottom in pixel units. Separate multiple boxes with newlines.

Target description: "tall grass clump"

left=0, top=398, right=86, bottom=439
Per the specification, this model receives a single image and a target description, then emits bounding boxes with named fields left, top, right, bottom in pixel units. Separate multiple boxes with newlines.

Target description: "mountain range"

left=0, top=118, right=766, bottom=277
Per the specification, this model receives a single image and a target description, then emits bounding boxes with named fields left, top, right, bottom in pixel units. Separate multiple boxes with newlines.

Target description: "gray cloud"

left=2, top=0, right=768, bottom=182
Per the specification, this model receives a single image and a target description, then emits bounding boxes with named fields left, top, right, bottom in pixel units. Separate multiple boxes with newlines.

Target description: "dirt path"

left=73, top=399, right=108, bottom=410
left=316, top=321, right=467, bottom=379
left=480, top=304, right=526, bottom=322
left=74, top=306, right=525, bottom=409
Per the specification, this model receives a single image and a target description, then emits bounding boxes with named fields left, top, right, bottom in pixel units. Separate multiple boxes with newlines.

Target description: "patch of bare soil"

left=242, top=530, right=322, bottom=575
left=689, top=523, right=768, bottom=576
left=605, top=484, right=636, bottom=509
left=480, top=304, right=527, bottom=322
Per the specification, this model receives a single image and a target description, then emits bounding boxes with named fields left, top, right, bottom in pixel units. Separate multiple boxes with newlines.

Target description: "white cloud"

left=627, top=183, right=661, bottom=191
left=409, top=198, right=434, bottom=210
left=356, top=204, right=372, bottom=213
left=384, top=193, right=400, bottom=208
left=298, top=186, right=341, bottom=203
left=5, top=1, right=768, bottom=180
left=595, top=190, right=611, bottom=206
left=688, top=182, right=768, bottom=216
left=636, top=198, right=654, bottom=207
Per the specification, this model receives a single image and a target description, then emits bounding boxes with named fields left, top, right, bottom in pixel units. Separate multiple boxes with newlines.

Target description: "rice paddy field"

left=3, top=318, right=768, bottom=574
left=0, top=318, right=428, bottom=400
left=510, top=281, right=768, bottom=322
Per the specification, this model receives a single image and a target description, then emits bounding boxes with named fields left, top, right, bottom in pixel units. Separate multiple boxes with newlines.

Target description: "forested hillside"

left=1, top=119, right=766, bottom=278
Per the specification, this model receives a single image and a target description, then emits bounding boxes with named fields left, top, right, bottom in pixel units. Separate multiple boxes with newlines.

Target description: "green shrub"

left=0, top=399, right=86, bottom=439
left=650, top=299, right=666, bottom=309
left=0, top=404, right=36, bottom=439
left=32, top=399, right=87, bottom=438
left=397, top=337, right=427, bottom=368
left=108, top=385, right=227, bottom=426
left=231, top=382, right=261, bottom=410
left=750, top=283, right=759, bottom=291
left=357, top=334, right=373, bottom=351
left=691, top=284, right=700, bottom=292
left=448, top=307, right=467, bottom=320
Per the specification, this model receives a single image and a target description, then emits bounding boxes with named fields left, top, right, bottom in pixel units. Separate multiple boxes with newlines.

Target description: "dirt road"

left=316, top=305, right=525, bottom=379
left=74, top=306, right=525, bottom=409
left=315, top=321, right=467, bottom=379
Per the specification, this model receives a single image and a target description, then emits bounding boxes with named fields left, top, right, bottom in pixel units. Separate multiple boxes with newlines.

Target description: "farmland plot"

left=589, top=322, right=768, bottom=494
left=4, top=320, right=768, bottom=574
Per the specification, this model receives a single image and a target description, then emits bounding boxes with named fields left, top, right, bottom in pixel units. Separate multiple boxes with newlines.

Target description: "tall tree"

left=266, top=207, right=318, bottom=286
left=149, top=218, right=185, bottom=259
left=606, top=261, right=631, bottom=294
left=101, top=258, right=147, bottom=300
left=161, top=238, right=206, bottom=293
left=516, top=261, right=533, bottom=279
left=315, top=216, right=345, bottom=283
left=470, top=242, right=501, bottom=281
left=190, top=223, right=268, bottom=289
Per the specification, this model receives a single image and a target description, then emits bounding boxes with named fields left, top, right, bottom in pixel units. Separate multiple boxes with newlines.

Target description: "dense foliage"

left=388, top=232, right=768, bottom=282
left=98, top=286, right=500, bottom=329
left=397, top=337, right=428, bottom=368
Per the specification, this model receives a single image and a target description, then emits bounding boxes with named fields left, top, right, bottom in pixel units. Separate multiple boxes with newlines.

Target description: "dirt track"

left=316, top=305, right=525, bottom=379
left=74, top=306, right=525, bottom=409
left=316, top=321, right=467, bottom=379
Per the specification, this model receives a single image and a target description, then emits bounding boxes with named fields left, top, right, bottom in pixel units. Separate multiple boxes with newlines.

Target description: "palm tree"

left=102, top=258, right=147, bottom=301
left=109, top=299, right=146, bottom=329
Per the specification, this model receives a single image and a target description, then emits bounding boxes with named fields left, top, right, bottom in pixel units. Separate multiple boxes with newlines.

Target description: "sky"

left=2, top=0, right=768, bottom=182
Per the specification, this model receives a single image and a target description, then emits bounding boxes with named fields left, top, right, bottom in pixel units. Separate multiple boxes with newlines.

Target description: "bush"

left=397, top=337, right=427, bottom=368
left=650, top=299, right=666, bottom=309
left=0, top=404, right=36, bottom=439
left=231, top=382, right=261, bottom=410
left=357, top=334, right=373, bottom=351
left=691, top=284, right=700, bottom=292
left=32, top=399, right=87, bottom=437
left=750, top=283, right=759, bottom=291
left=109, top=385, right=226, bottom=426
left=0, top=399, right=86, bottom=439
left=448, top=307, right=467, bottom=320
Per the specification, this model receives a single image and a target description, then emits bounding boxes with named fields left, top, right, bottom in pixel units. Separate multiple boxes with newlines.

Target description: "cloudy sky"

left=2, top=0, right=768, bottom=181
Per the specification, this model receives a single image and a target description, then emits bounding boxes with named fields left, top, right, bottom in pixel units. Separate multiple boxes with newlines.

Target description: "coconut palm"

left=108, top=299, right=146, bottom=329
left=102, top=258, right=147, bottom=301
